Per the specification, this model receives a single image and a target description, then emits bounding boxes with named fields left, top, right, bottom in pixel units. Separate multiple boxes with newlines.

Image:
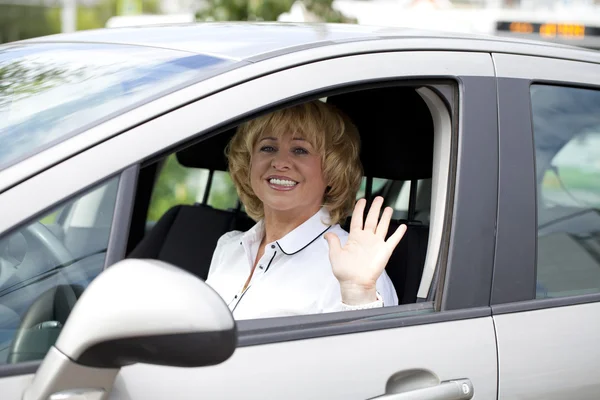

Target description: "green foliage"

left=0, top=60, right=77, bottom=108
left=196, top=0, right=356, bottom=23
left=147, top=156, right=242, bottom=223
left=0, top=0, right=161, bottom=44
left=304, top=0, right=356, bottom=23
left=147, top=155, right=201, bottom=222
left=0, top=5, right=57, bottom=43
left=197, top=0, right=293, bottom=21
left=208, top=171, right=239, bottom=210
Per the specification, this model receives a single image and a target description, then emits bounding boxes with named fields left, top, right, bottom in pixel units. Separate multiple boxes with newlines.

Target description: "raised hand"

left=324, top=196, right=407, bottom=305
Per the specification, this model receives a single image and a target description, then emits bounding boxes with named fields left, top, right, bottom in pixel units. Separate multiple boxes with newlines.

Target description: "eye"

left=260, top=146, right=276, bottom=153
left=292, top=147, right=309, bottom=155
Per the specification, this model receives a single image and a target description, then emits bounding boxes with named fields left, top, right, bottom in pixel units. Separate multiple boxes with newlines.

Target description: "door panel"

left=493, top=53, right=600, bottom=399
left=0, top=50, right=498, bottom=398
left=494, top=303, right=600, bottom=399
left=111, top=318, right=497, bottom=400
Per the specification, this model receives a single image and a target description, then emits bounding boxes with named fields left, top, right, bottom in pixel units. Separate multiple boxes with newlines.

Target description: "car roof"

left=15, top=22, right=600, bottom=63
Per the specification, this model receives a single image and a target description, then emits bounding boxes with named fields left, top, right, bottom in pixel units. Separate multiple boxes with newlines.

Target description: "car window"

left=0, top=177, right=119, bottom=365
left=532, top=84, right=600, bottom=299
left=130, top=83, right=453, bottom=321
left=357, top=178, right=431, bottom=222
left=0, top=43, right=233, bottom=171
left=147, top=154, right=239, bottom=229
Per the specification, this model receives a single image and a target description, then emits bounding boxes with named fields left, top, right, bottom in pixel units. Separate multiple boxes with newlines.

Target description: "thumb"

left=324, top=232, right=342, bottom=254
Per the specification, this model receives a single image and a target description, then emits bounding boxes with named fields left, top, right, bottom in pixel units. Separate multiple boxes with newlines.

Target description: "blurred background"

left=1, top=0, right=600, bottom=48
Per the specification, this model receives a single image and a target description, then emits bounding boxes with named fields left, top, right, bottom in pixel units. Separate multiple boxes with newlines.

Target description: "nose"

left=271, top=151, right=291, bottom=170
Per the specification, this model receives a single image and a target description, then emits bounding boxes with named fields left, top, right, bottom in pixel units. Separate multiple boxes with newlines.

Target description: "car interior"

left=127, top=85, right=437, bottom=305
left=0, top=83, right=452, bottom=364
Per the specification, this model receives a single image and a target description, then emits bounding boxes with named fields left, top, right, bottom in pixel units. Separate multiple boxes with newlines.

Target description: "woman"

left=206, top=100, right=406, bottom=320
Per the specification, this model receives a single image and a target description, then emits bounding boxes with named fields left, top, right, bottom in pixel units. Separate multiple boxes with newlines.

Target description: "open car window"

left=131, top=84, right=452, bottom=320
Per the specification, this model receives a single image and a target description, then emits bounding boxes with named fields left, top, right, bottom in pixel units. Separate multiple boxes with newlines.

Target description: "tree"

left=196, top=0, right=356, bottom=23
left=148, top=155, right=202, bottom=222
left=0, top=61, right=72, bottom=108
left=303, top=0, right=356, bottom=23
left=0, top=5, right=57, bottom=43
left=147, top=156, right=241, bottom=223
left=45, top=0, right=161, bottom=32
left=0, top=0, right=161, bottom=44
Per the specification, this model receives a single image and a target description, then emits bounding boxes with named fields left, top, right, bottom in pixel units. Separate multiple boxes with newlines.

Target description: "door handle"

left=370, top=379, right=474, bottom=400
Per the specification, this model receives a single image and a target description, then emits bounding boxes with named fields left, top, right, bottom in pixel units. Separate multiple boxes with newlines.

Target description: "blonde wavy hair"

left=226, top=100, right=363, bottom=226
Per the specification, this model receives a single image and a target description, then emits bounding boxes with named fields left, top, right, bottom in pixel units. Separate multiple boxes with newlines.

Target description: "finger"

left=364, top=196, right=384, bottom=232
left=350, top=198, right=366, bottom=232
left=324, top=232, right=342, bottom=255
left=375, top=206, right=394, bottom=238
left=386, top=223, right=407, bottom=249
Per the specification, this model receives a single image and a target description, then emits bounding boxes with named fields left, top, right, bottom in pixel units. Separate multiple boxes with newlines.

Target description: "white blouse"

left=206, top=208, right=398, bottom=320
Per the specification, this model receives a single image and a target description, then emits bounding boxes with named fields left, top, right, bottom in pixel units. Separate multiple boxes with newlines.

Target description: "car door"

left=491, top=53, right=600, bottom=399
left=0, top=49, right=499, bottom=399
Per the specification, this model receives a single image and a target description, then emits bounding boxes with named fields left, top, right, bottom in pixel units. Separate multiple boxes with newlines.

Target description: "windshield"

left=0, top=43, right=234, bottom=170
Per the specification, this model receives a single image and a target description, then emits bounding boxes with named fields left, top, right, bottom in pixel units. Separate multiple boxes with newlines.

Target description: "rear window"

left=0, top=43, right=234, bottom=170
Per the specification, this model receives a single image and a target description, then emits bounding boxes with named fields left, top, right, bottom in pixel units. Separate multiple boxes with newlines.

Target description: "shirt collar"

left=242, top=218, right=265, bottom=246
left=276, top=207, right=332, bottom=255
left=241, top=207, right=333, bottom=256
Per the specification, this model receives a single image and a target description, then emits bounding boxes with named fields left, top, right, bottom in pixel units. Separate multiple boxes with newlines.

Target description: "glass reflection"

left=532, top=84, right=600, bottom=298
left=0, top=43, right=233, bottom=170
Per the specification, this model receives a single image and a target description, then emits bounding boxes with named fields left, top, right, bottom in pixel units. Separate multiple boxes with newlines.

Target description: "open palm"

left=325, top=197, right=407, bottom=305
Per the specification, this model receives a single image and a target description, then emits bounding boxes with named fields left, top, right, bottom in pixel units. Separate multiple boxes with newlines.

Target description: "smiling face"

left=250, top=130, right=328, bottom=221
left=227, top=100, right=363, bottom=225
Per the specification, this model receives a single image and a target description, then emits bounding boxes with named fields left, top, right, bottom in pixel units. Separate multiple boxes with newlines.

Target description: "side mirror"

left=24, top=259, right=236, bottom=400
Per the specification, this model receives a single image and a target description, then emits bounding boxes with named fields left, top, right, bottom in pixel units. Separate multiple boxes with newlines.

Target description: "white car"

left=1, top=22, right=600, bottom=400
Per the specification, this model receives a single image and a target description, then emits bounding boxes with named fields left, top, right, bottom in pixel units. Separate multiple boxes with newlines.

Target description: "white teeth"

left=269, top=178, right=297, bottom=187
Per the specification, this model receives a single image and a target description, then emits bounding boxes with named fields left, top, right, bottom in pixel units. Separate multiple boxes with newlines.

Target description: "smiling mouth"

left=267, top=178, right=298, bottom=188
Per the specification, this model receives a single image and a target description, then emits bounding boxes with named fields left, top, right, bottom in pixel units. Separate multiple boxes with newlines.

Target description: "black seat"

left=329, top=86, right=434, bottom=304
left=129, top=130, right=253, bottom=280
left=129, top=204, right=254, bottom=280
left=384, top=220, right=429, bottom=304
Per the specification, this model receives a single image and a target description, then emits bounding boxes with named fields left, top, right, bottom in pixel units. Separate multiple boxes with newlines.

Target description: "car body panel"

left=492, top=53, right=600, bottom=399
left=1, top=318, right=498, bottom=399
left=494, top=303, right=600, bottom=399
left=493, top=53, right=600, bottom=85
left=3, top=374, right=33, bottom=398
left=109, top=317, right=497, bottom=400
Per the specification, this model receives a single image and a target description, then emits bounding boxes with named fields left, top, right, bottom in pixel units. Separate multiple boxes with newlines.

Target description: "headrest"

left=327, top=86, right=434, bottom=181
left=177, top=86, right=434, bottom=181
left=176, top=129, right=235, bottom=171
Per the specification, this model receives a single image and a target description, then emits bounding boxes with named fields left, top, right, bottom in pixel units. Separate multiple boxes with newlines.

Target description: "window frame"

left=0, top=51, right=497, bottom=375
left=128, top=81, right=456, bottom=337
left=123, top=81, right=496, bottom=345
left=135, top=82, right=454, bottom=309
left=491, top=53, right=600, bottom=312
